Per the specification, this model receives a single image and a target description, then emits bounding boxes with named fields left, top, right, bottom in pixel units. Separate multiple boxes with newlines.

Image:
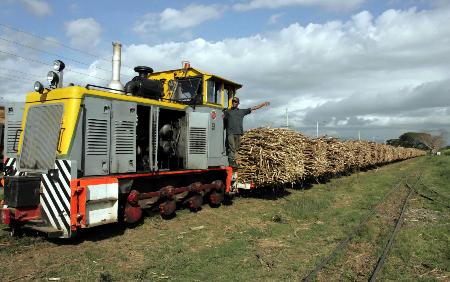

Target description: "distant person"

left=223, top=97, right=270, bottom=168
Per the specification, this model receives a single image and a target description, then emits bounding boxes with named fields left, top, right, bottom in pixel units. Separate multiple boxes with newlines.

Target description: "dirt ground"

left=0, top=156, right=449, bottom=281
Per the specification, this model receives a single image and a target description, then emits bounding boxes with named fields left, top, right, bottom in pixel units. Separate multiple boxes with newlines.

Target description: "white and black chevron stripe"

left=5, top=157, right=15, bottom=168
left=40, top=160, right=72, bottom=235
left=3, top=157, right=25, bottom=176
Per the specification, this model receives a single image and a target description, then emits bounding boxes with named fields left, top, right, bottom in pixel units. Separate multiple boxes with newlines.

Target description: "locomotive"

left=0, top=43, right=248, bottom=238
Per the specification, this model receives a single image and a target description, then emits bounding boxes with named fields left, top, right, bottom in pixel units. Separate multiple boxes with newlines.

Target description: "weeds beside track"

left=302, top=171, right=424, bottom=281
left=0, top=156, right=448, bottom=281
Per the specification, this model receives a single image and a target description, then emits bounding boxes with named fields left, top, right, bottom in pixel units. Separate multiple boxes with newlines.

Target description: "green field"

left=442, top=148, right=450, bottom=156
left=0, top=156, right=449, bottom=281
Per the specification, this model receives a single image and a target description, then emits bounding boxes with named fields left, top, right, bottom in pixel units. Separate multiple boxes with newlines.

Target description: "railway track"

left=302, top=171, right=426, bottom=281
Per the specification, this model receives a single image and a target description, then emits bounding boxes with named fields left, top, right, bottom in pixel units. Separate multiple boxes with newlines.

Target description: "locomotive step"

left=23, top=225, right=63, bottom=238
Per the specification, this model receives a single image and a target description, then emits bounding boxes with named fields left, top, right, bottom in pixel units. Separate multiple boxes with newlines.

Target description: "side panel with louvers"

left=110, top=101, right=137, bottom=173
left=191, top=106, right=228, bottom=166
left=4, top=102, right=24, bottom=158
left=185, top=112, right=209, bottom=169
left=19, top=104, right=64, bottom=171
left=189, top=127, right=207, bottom=154
left=83, top=97, right=111, bottom=176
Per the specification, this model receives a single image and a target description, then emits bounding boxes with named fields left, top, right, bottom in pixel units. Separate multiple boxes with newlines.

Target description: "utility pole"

left=285, top=108, right=289, bottom=128
left=316, top=121, right=319, bottom=138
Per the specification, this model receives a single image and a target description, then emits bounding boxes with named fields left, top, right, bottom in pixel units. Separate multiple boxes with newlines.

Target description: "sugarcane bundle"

left=324, top=138, right=347, bottom=175
left=345, top=140, right=365, bottom=169
left=369, top=142, right=378, bottom=165
left=363, top=142, right=376, bottom=167
left=304, top=138, right=328, bottom=178
left=235, top=127, right=425, bottom=188
left=236, top=128, right=307, bottom=186
left=373, top=143, right=385, bottom=164
left=339, top=140, right=357, bottom=171
left=380, top=144, right=394, bottom=163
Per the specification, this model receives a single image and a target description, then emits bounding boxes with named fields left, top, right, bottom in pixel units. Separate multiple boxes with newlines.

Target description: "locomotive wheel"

left=209, top=191, right=224, bottom=208
left=124, top=203, right=143, bottom=224
left=124, top=190, right=143, bottom=224
left=9, top=226, right=22, bottom=237
left=159, top=200, right=176, bottom=219
left=185, top=194, right=203, bottom=212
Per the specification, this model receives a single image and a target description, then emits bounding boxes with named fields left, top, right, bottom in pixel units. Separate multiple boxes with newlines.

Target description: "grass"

left=380, top=156, right=450, bottom=281
left=0, top=156, right=448, bottom=281
left=442, top=148, right=450, bottom=156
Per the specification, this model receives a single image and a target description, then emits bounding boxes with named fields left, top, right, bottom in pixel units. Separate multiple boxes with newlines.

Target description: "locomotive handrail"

left=57, top=127, right=65, bottom=153
left=85, top=84, right=126, bottom=93
left=12, top=128, right=23, bottom=152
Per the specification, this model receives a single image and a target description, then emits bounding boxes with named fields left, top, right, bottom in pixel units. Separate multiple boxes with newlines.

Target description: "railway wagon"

left=0, top=43, right=243, bottom=238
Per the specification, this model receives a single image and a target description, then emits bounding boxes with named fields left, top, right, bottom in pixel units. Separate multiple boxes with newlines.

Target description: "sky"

left=0, top=0, right=449, bottom=142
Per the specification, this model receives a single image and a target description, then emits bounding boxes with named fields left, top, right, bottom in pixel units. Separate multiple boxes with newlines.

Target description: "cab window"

left=224, top=88, right=234, bottom=108
left=207, top=80, right=223, bottom=104
left=173, top=76, right=202, bottom=104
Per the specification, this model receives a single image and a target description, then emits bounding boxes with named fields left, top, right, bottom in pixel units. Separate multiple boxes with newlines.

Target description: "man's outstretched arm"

left=251, top=101, right=270, bottom=112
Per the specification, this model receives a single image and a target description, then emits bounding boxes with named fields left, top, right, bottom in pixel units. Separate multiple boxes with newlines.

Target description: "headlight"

left=34, top=81, right=44, bottom=93
left=53, top=60, right=65, bottom=72
left=47, top=71, right=59, bottom=85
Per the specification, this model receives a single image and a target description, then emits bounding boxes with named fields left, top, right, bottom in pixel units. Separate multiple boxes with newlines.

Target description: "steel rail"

left=410, top=182, right=450, bottom=208
left=368, top=175, right=421, bottom=281
left=301, top=172, right=417, bottom=282
left=419, top=180, right=450, bottom=200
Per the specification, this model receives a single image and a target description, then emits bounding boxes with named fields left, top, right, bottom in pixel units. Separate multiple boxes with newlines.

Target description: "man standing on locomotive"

left=223, top=97, right=270, bottom=168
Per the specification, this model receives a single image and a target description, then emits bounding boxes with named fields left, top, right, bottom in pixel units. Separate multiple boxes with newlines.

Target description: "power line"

left=0, top=68, right=96, bottom=88
left=0, top=36, right=131, bottom=78
left=0, top=73, right=35, bottom=84
left=0, top=66, right=43, bottom=81
left=0, top=23, right=104, bottom=60
left=0, top=22, right=136, bottom=70
left=0, top=49, right=110, bottom=82
left=0, top=49, right=52, bottom=67
left=66, top=68, right=109, bottom=82
left=0, top=67, right=102, bottom=88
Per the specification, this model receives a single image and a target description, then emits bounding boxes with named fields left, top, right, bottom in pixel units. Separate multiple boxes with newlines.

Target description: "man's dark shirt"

left=224, top=108, right=251, bottom=135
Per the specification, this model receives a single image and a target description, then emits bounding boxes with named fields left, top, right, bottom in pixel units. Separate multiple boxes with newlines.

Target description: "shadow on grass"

left=48, top=198, right=233, bottom=244
left=239, top=187, right=292, bottom=200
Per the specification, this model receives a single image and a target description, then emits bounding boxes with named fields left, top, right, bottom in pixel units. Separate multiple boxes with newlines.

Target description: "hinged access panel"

left=185, top=112, right=209, bottom=169
left=110, top=101, right=137, bottom=173
left=83, top=97, right=111, bottom=176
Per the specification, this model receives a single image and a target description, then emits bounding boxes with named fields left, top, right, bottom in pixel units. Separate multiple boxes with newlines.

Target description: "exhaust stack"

left=108, top=42, right=124, bottom=92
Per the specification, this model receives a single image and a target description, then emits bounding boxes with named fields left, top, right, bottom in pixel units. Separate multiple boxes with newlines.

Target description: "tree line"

left=386, top=131, right=447, bottom=153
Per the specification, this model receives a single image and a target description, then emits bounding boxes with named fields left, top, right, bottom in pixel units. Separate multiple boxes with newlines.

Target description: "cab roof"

left=151, top=67, right=242, bottom=89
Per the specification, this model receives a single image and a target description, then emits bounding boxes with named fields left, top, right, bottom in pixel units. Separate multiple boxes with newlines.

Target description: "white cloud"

left=268, top=13, right=283, bottom=25
left=2, top=5, right=449, bottom=141
left=133, top=4, right=225, bottom=37
left=125, top=5, right=450, bottom=139
left=65, top=18, right=102, bottom=49
left=160, top=5, right=225, bottom=30
left=304, top=79, right=450, bottom=122
left=233, top=0, right=365, bottom=11
left=19, top=0, right=52, bottom=17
